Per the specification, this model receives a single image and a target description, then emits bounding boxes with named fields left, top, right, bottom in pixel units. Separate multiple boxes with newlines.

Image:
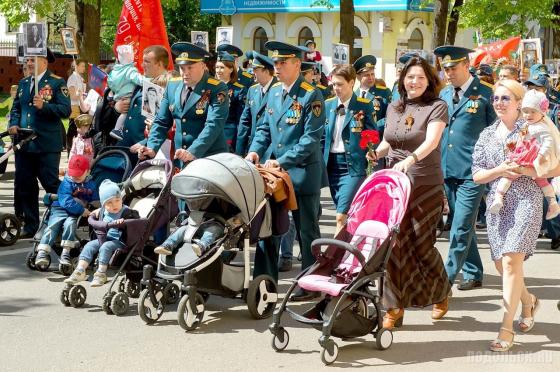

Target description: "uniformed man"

left=135, top=42, right=229, bottom=166
left=236, top=51, right=276, bottom=158
left=246, top=41, right=326, bottom=299
left=8, top=50, right=71, bottom=238
left=353, top=55, right=391, bottom=128
left=434, top=45, right=497, bottom=291
left=216, top=44, right=254, bottom=92
left=392, top=52, right=419, bottom=102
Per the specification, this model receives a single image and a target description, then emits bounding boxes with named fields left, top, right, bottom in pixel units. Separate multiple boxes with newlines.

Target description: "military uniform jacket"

left=323, top=94, right=377, bottom=177
left=117, top=85, right=146, bottom=147
left=224, top=80, right=246, bottom=145
left=238, top=68, right=254, bottom=94
left=9, top=70, right=71, bottom=152
left=147, top=72, right=229, bottom=159
left=440, top=77, right=496, bottom=179
left=236, top=77, right=277, bottom=157
left=249, top=76, right=327, bottom=195
left=315, top=83, right=333, bottom=100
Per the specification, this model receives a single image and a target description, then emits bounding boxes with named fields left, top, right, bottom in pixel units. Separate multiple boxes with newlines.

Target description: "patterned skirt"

left=382, top=184, right=451, bottom=309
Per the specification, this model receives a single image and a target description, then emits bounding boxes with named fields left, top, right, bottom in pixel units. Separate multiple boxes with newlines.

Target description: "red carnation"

left=359, top=129, right=381, bottom=175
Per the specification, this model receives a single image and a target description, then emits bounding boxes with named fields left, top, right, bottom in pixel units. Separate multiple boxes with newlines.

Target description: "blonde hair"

left=494, top=79, right=524, bottom=101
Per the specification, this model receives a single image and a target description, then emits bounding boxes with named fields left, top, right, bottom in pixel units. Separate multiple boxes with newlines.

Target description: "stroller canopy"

left=346, top=169, right=411, bottom=235
left=171, top=153, right=265, bottom=224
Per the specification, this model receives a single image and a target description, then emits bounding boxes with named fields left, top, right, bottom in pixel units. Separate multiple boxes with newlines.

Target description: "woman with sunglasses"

left=471, top=79, right=541, bottom=352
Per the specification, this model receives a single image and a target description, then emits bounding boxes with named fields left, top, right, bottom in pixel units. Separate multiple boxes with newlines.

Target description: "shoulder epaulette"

left=207, top=78, right=220, bottom=86
left=50, top=74, right=62, bottom=79
left=242, top=71, right=253, bottom=78
left=272, top=82, right=282, bottom=87
left=325, top=96, right=337, bottom=102
left=300, top=81, right=315, bottom=92
left=375, top=84, right=389, bottom=90
left=233, top=81, right=245, bottom=88
left=316, top=84, right=327, bottom=89
left=357, top=97, right=371, bottom=104
left=479, top=80, right=494, bottom=89
left=170, top=77, right=182, bottom=82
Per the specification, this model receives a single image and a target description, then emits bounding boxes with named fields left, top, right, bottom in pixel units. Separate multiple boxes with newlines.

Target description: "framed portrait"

left=521, top=50, right=538, bottom=72
left=60, top=28, right=79, bottom=55
left=519, top=38, right=542, bottom=67
left=16, top=33, right=25, bottom=64
left=545, top=59, right=560, bottom=77
left=141, top=80, right=164, bottom=121
left=395, top=48, right=436, bottom=67
left=216, top=26, right=233, bottom=51
left=332, top=43, right=349, bottom=65
left=191, top=31, right=209, bottom=52
left=23, top=22, right=47, bottom=57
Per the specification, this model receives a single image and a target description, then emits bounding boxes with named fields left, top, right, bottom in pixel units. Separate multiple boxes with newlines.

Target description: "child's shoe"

left=110, top=128, right=124, bottom=141
left=64, top=269, right=87, bottom=284
left=59, top=250, right=71, bottom=266
left=191, top=240, right=207, bottom=257
left=35, top=250, right=50, bottom=266
left=90, top=271, right=108, bottom=287
left=488, top=195, right=504, bottom=214
left=154, top=246, right=172, bottom=255
left=546, top=201, right=560, bottom=220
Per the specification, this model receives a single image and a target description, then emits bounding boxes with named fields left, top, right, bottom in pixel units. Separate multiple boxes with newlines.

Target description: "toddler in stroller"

left=35, top=155, right=98, bottom=269
left=65, top=179, right=139, bottom=287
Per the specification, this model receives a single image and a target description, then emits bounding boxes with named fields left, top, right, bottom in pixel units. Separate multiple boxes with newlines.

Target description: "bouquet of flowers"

left=359, top=129, right=381, bottom=175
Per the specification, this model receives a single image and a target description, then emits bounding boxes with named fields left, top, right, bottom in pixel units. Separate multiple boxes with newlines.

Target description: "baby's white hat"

left=522, top=89, right=549, bottom=114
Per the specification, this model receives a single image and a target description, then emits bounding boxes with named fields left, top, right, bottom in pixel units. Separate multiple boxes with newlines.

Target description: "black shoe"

left=443, top=223, right=451, bottom=231
left=551, top=238, right=560, bottom=250
left=289, top=288, right=320, bottom=302
left=457, top=280, right=482, bottom=291
left=476, top=222, right=487, bottom=229
left=278, top=257, right=292, bottom=272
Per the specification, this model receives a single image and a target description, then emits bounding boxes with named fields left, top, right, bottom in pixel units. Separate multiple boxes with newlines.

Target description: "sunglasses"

left=491, top=95, right=511, bottom=103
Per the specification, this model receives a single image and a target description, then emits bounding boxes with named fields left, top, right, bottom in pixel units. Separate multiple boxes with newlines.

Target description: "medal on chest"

left=228, top=88, right=233, bottom=98
left=351, top=110, right=365, bottom=132
left=373, top=98, right=381, bottom=111
left=195, top=89, right=211, bottom=115
left=39, top=84, right=53, bottom=102
left=286, top=101, right=302, bottom=125
left=466, top=95, right=480, bottom=114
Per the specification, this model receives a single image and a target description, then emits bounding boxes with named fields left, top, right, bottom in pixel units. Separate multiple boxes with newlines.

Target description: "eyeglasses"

left=492, top=95, right=511, bottom=103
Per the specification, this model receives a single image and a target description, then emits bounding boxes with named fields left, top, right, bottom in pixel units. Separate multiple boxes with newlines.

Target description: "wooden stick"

left=34, top=56, right=38, bottom=96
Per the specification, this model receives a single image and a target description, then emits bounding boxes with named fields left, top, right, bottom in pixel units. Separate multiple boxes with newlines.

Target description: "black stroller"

left=60, top=158, right=178, bottom=314
left=25, top=146, right=134, bottom=275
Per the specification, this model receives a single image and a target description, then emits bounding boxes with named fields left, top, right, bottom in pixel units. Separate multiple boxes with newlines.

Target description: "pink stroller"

left=269, top=169, right=411, bottom=365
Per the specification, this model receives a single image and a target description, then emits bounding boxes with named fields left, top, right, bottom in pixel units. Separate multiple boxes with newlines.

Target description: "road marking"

left=0, top=247, right=29, bottom=257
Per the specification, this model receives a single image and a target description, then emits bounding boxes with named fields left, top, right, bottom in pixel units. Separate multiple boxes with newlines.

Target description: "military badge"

left=466, top=95, right=480, bottom=114
left=311, top=100, right=322, bottom=118
left=286, top=101, right=303, bottom=124
left=373, top=98, right=381, bottom=111
left=61, top=86, right=69, bottom=98
left=196, top=89, right=211, bottom=115
left=39, top=85, right=53, bottom=102
left=228, top=89, right=233, bottom=98
left=351, top=111, right=365, bottom=133
left=216, top=91, right=226, bottom=104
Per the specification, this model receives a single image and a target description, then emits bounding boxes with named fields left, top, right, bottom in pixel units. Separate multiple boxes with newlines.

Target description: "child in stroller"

left=65, top=179, right=139, bottom=287
left=35, top=155, right=98, bottom=268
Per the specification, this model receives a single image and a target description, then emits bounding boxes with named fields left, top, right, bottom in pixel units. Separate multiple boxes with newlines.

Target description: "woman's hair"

left=494, top=79, right=525, bottom=101
left=330, top=65, right=356, bottom=83
left=395, top=57, right=442, bottom=112
left=216, top=60, right=238, bottom=84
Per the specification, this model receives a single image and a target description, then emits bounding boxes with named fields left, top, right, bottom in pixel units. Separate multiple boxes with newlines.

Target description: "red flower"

left=359, top=129, right=380, bottom=149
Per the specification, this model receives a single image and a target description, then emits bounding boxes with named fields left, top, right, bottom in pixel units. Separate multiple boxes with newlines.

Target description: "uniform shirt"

left=455, top=75, right=474, bottom=102
left=330, top=98, right=351, bottom=153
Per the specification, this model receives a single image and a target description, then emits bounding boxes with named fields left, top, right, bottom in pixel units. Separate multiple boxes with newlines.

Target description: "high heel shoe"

left=383, top=308, right=404, bottom=329
left=490, top=327, right=515, bottom=352
left=432, top=297, right=449, bottom=320
left=518, top=294, right=540, bottom=333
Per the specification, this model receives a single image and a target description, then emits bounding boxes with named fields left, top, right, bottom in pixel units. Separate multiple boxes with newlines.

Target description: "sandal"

left=518, top=294, right=540, bottom=333
left=489, top=327, right=515, bottom=352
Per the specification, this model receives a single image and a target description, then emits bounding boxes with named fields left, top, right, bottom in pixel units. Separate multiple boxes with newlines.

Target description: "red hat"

left=68, top=155, right=90, bottom=177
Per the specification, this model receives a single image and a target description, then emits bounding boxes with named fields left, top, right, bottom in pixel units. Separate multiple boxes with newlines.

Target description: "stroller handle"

left=311, top=238, right=366, bottom=267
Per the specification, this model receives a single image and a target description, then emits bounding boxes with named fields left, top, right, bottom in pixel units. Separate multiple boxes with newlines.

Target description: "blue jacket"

left=322, top=94, right=377, bottom=177
left=440, top=77, right=496, bottom=179
left=9, top=70, right=71, bottom=153
left=52, top=175, right=99, bottom=216
left=224, top=80, right=246, bottom=150
left=117, top=85, right=146, bottom=147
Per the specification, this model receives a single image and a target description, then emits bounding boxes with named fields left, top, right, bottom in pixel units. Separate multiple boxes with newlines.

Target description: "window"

left=253, top=27, right=268, bottom=54
left=352, top=26, right=362, bottom=63
left=408, top=28, right=423, bottom=50
left=298, top=26, right=314, bottom=47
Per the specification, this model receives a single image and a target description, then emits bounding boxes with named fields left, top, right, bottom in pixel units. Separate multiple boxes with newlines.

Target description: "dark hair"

left=330, top=65, right=356, bottom=82
left=143, top=45, right=169, bottom=68
left=217, top=60, right=238, bottom=84
left=500, top=64, right=519, bottom=79
left=396, top=57, right=442, bottom=113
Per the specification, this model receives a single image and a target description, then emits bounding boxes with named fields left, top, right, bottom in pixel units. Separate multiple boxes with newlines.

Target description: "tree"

left=446, top=0, right=464, bottom=45
left=431, top=0, right=450, bottom=49
left=312, top=0, right=354, bottom=58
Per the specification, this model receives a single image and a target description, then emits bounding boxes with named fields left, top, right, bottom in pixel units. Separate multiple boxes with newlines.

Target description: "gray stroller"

left=139, top=153, right=280, bottom=330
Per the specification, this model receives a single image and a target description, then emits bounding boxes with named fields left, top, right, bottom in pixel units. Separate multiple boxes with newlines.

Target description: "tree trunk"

left=432, top=0, right=450, bottom=50
left=340, top=0, right=354, bottom=61
left=552, top=2, right=560, bottom=58
left=446, top=0, right=463, bottom=45
left=75, top=0, right=101, bottom=64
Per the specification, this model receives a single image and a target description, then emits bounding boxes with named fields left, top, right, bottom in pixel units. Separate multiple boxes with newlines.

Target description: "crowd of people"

left=6, top=37, right=560, bottom=353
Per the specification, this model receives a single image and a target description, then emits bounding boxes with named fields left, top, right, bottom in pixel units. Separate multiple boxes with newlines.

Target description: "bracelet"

left=410, top=152, right=419, bottom=163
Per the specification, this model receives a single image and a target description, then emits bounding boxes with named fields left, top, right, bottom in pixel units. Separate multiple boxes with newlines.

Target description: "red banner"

left=113, top=0, right=174, bottom=73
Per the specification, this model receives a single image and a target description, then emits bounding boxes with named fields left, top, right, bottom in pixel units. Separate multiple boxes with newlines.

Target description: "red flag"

left=113, top=0, right=174, bottom=73
left=474, top=36, right=521, bottom=60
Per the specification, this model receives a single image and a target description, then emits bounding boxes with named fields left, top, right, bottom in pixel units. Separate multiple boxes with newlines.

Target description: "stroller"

left=269, top=170, right=411, bottom=365
left=60, top=158, right=178, bottom=314
left=25, top=146, right=134, bottom=275
left=139, top=153, right=280, bottom=330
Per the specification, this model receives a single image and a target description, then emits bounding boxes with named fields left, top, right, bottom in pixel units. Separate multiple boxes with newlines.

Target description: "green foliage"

left=162, top=0, right=221, bottom=44
left=311, top=0, right=335, bottom=8
left=459, top=0, right=559, bottom=39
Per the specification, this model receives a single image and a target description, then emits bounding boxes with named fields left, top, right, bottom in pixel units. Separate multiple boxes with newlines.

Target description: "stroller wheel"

left=138, top=288, right=165, bottom=324
left=0, top=213, right=21, bottom=246
left=247, top=275, right=278, bottom=319
left=35, top=254, right=51, bottom=272
left=125, top=279, right=141, bottom=298
left=271, top=328, right=289, bottom=352
left=163, top=283, right=180, bottom=305
left=25, top=250, right=37, bottom=270
left=60, top=288, right=71, bottom=307
left=68, top=285, right=87, bottom=308
left=59, top=263, right=73, bottom=276
left=375, top=327, right=393, bottom=350
left=102, top=292, right=115, bottom=315
left=177, top=293, right=205, bottom=331
left=320, top=340, right=339, bottom=365
left=110, top=292, right=130, bottom=316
